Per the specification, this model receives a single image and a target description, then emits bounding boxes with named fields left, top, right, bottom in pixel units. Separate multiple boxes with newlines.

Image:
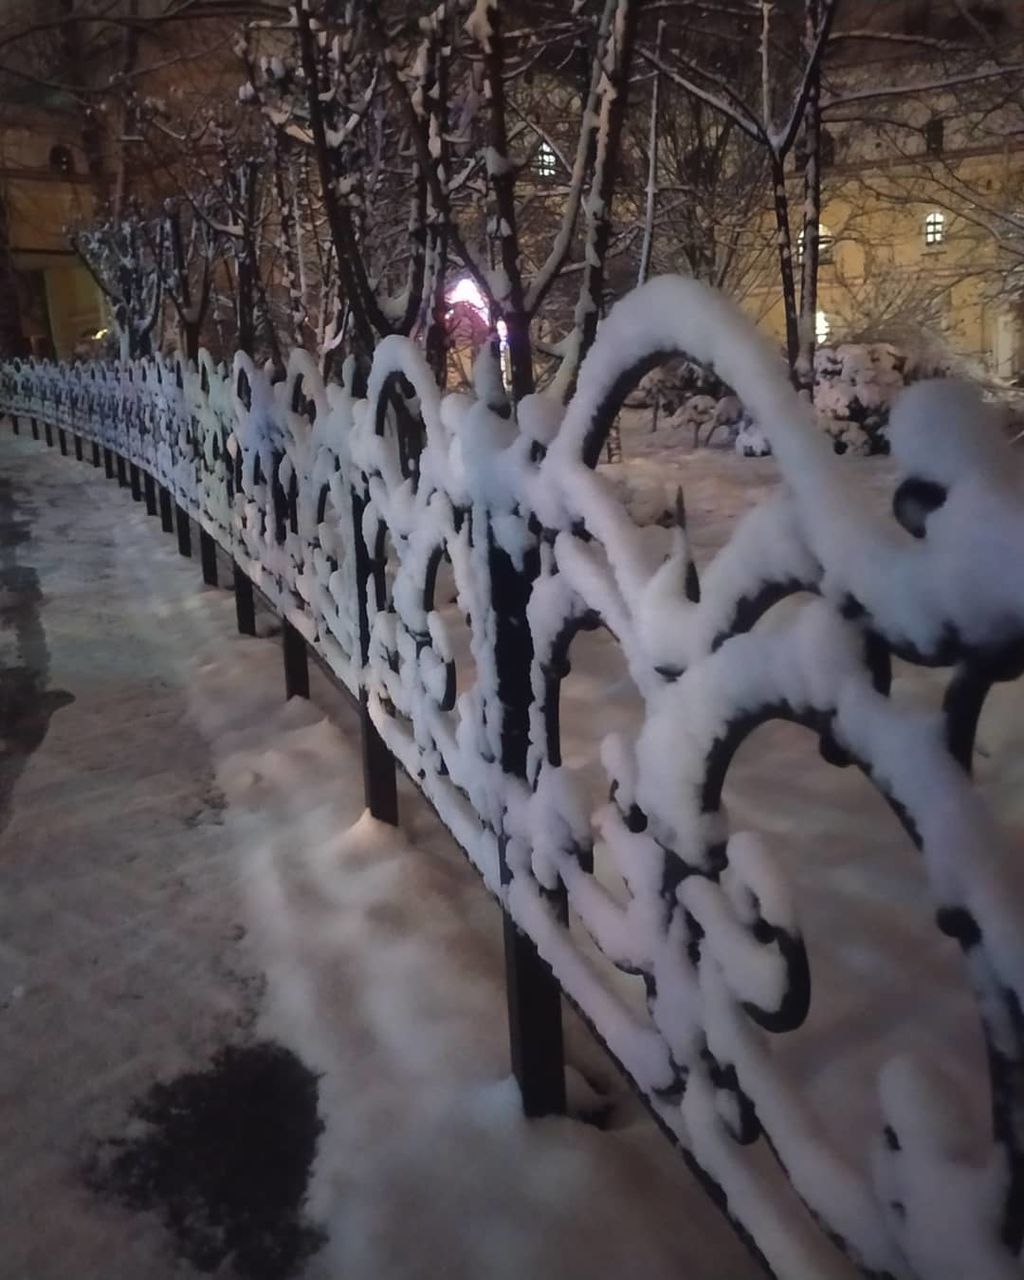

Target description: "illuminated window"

left=924, top=210, right=946, bottom=246
left=796, top=224, right=834, bottom=265
left=816, top=309, right=831, bottom=344
left=535, top=141, right=557, bottom=178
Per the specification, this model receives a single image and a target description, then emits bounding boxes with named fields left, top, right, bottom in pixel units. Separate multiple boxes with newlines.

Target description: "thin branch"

left=824, top=63, right=1024, bottom=111
left=638, top=45, right=764, bottom=143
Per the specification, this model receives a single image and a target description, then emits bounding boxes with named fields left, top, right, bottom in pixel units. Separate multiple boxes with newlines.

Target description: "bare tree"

left=637, top=1, right=1024, bottom=391
left=629, top=80, right=776, bottom=303
left=639, top=0, right=839, bottom=391
left=72, top=209, right=164, bottom=358
left=234, top=0, right=649, bottom=404
left=0, top=0, right=283, bottom=212
left=144, top=198, right=215, bottom=361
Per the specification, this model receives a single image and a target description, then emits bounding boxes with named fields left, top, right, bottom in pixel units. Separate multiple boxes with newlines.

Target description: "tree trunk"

left=477, top=2, right=534, bottom=401
left=0, top=199, right=25, bottom=357
left=502, top=310, right=534, bottom=404
left=134, top=324, right=152, bottom=359
left=577, top=0, right=638, bottom=366
left=236, top=254, right=255, bottom=359
left=770, top=151, right=800, bottom=377
left=296, top=4, right=380, bottom=362
left=795, top=0, right=823, bottom=398
left=59, top=0, right=111, bottom=206
left=424, top=224, right=449, bottom=387
left=181, top=319, right=200, bottom=364
left=637, top=20, right=664, bottom=288
left=274, top=137, right=306, bottom=349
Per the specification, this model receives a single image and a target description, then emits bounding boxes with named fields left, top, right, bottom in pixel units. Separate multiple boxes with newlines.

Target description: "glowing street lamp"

left=447, top=278, right=508, bottom=346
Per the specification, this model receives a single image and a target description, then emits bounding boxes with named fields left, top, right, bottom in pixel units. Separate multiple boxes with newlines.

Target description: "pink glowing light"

left=448, top=277, right=489, bottom=320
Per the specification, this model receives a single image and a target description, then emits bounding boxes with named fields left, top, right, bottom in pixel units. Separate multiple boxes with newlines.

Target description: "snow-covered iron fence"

left=4, top=276, right=1024, bottom=1280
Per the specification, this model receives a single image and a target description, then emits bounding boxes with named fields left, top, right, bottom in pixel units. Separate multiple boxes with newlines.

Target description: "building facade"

left=1, top=107, right=105, bottom=357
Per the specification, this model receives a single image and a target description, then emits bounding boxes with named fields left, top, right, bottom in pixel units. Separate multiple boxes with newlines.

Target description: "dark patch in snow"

left=0, top=475, right=74, bottom=833
left=85, top=1041, right=325, bottom=1280
left=184, top=778, right=229, bottom=828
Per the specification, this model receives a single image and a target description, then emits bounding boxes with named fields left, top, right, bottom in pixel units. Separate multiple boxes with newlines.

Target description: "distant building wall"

left=1, top=113, right=103, bottom=357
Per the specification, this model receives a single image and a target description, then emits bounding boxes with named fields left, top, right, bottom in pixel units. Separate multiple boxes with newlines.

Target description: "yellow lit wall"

left=741, top=147, right=1024, bottom=377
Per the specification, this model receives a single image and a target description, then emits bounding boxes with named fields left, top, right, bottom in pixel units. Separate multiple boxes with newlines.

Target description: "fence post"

left=233, top=563, right=256, bottom=636
left=44, top=422, right=53, bottom=447
left=282, top=620, right=310, bottom=699
left=103, top=448, right=114, bottom=479
left=175, top=506, right=192, bottom=557
left=74, top=434, right=83, bottom=461
left=129, top=464, right=141, bottom=501
left=10, top=415, right=18, bottom=435
left=352, top=488, right=399, bottom=825
left=158, top=486, right=174, bottom=533
left=91, top=441, right=100, bottom=468
left=199, top=529, right=218, bottom=586
left=502, top=918, right=569, bottom=1117
left=489, top=534, right=567, bottom=1119
left=143, top=472, right=157, bottom=516
left=31, top=418, right=39, bottom=440
left=58, top=428, right=68, bottom=456
left=116, top=454, right=128, bottom=487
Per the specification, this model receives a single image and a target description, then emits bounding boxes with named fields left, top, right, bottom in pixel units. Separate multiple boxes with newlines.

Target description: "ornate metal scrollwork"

left=4, top=276, right=1024, bottom=1279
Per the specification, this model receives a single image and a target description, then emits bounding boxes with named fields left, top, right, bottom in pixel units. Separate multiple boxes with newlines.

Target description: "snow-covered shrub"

left=635, top=358, right=720, bottom=414
left=666, top=392, right=717, bottom=435
left=734, top=420, right=771, bottom=457
left=635, top=359, right=749, bottom=448
left=814, top=343, right=955, bottom=455
left=630, top=344, right=942, bottom=459
left=632, top=342, right=968, bottom=460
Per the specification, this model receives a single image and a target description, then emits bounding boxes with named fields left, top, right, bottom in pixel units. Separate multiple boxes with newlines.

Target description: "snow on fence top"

left=5, top=275, right=1024, bottom=1280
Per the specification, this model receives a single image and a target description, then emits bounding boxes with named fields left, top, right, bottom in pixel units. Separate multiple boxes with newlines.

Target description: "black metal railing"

left=5, top=275, right=1024, bottom=1280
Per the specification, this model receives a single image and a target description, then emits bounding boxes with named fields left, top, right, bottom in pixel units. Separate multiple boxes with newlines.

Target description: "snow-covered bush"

left=635, top=360, right=750, bottom=449
left=636, top=358, right=721, bottom=416
left=814, top=342, right=955, bottom=455
left=734, top=420, right=771, bottom=456
left=630, top=342, right=967, bottom=459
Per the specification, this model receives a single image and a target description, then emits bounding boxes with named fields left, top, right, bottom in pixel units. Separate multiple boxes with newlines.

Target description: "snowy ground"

left=608, top=410, right=898, bottom=554
left=0, top=431, right=761, bottom=1279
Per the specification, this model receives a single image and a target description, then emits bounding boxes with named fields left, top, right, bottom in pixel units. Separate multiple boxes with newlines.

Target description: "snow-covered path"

left=0, top=433, right=758, bottom=1279
left=0, top=434, right=266, bottom=1278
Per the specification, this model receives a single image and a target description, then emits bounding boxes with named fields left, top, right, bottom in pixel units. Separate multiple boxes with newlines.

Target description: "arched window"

left=48, top=144, right=73, bottom=176
left=924, top=210, right=946, bottom=247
